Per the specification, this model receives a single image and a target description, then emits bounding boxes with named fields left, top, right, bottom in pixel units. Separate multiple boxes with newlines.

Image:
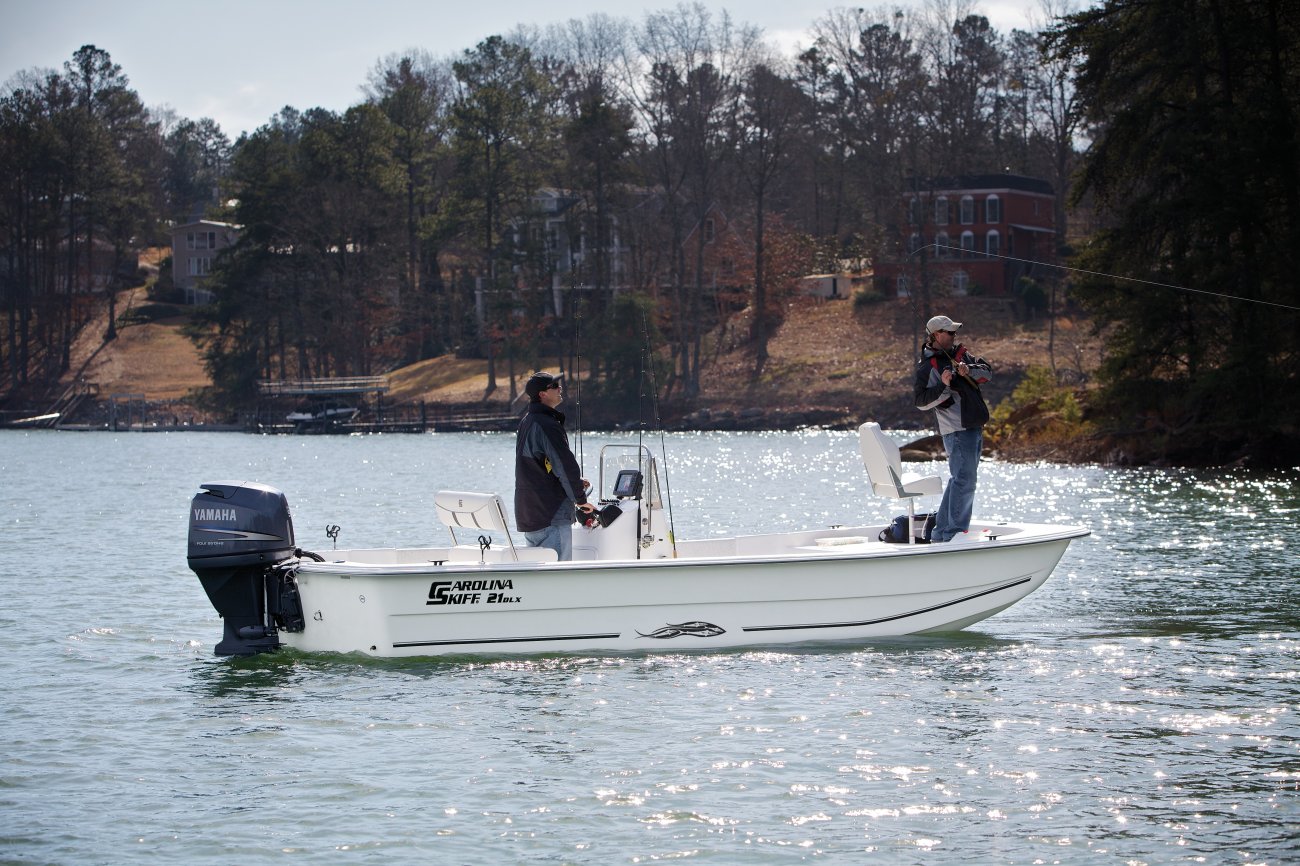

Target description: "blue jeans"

left=935, top=428, right=982, bottom=542
left=524, top=502, right=574, bottom=561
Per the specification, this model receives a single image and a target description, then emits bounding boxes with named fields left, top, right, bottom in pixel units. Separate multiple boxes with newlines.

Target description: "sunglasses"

left=938, top=330, right=957, bottom=336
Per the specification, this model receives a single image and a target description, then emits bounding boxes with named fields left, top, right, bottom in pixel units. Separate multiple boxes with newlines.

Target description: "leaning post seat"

left=434, top=490, right=520, bottom=561
left=857, top=421, right=943, bottom=543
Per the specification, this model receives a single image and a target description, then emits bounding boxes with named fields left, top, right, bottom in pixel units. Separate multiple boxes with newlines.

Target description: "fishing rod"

left=640, top=308, right=678, bottom=558
left=935, top=343, right=982, bottom=390
left=911, top=243, right=1300, bottom=312
left=570, top=282, right=583, bottom=472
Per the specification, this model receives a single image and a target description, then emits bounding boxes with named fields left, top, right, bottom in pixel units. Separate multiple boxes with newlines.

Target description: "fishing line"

left=911, top=243, right=1300, bottom=312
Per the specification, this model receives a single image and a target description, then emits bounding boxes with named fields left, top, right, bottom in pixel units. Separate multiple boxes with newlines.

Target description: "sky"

left=3, top=0, right=1039, bottom=140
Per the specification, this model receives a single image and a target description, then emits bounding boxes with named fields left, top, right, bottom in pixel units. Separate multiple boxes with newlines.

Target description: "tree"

left=917, top=10, right=1006, bottom=174
left=162, top=116, right=231, bottom=222
left=808, top=9, right=927, bottom=231
left=195, top=103, right=407, bottom=405
left=1015, top=0, right=1087, bottom=373
left=452, top=36, right=560, bottom=400
left=1, top=45, right=157, bottom=387
left=623, top=3, right=759, bottom=398
left=1049, top=0, right=1300, bottom=463
left=0, top=83, right=60, bottom=389
left=64, top=45, right=143, bottom=346
left=733, top=61, right=803, bottom=371
left=366, top=51, right=457, bottom=362
left=557, top=23, right=636, bottom=283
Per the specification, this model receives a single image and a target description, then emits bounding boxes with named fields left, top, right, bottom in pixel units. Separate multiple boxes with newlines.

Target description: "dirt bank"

left=44, top=288, right=1099, bottom=436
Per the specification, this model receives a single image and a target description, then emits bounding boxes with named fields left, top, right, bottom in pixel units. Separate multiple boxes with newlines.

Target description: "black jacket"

left=514, top=403, right=587, bottom=531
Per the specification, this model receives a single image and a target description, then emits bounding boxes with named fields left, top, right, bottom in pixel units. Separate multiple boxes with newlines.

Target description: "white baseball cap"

left=926, top=315, right=962, bottom=334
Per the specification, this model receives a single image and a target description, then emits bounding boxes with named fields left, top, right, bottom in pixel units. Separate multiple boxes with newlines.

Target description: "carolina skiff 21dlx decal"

left=426, top=579, right=521, bottom=605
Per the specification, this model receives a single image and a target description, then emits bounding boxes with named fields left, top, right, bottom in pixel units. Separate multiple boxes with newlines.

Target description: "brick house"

left=875, top=174, right=1056, bottom=299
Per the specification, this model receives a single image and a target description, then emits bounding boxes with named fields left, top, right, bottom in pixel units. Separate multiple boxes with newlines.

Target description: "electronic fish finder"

left=613, top=469, right=643, bottom=499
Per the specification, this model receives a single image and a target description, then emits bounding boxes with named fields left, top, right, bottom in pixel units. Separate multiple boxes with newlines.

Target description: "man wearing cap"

left=515, top=371, right=595, bottom=561
left=914, top=315, right=993, bottom=542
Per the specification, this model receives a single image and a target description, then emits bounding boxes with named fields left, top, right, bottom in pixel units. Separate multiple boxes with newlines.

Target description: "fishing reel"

left=577, top=502, right=623, bottom=529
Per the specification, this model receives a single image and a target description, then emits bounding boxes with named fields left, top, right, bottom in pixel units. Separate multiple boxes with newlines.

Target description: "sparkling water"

left=2, top=430, right=1296, bottom=864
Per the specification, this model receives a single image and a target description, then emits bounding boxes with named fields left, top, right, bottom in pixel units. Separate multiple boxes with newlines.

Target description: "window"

left=896, top=275, right=910, bottom=297
left=935, top=232, right=950, bottom=258
left=703, top=218, right=715, bottom=243
left=952, top=271, right=969, bottom=295
left=908, top=197, right=920, bottom=225
left=186, top=287, right=215, bottom=305
left=960, top=231, right=975, bottom=257
left=186, top=232, right=215, bottom=250
left=909, top=232, right=922, bottom=254
left=986, top=230, right=1001, bottom=257
left=188, top=257, right=211, bottom=276
left=960, top=195, right=974, bottom=225
left=934, top=197, right=949, bottom=226
left=985, top=195, right=1001, bottom=224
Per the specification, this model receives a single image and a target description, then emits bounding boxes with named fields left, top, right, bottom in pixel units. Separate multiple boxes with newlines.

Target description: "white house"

left=801, top=270, right=871, bottom=300
left=171, top=220, right=239, bottom=304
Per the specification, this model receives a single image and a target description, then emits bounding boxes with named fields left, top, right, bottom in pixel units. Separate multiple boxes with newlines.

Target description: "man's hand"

left=578, top=502, right=596, bottom=514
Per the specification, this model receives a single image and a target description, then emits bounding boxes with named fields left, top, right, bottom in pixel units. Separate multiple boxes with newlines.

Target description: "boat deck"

left=307, top=521, right=1073, bottom=570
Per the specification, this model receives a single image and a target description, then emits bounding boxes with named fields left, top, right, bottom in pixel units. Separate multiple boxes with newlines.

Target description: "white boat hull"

left=188, top=437, right=1088, bottom=658
left=282, top=522, right=1085, bottom=657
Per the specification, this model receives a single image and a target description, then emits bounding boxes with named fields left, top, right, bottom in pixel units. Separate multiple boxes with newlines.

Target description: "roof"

left=172, top=220, right=239, bottom=232
left=911, top=174, right=1055, bottom=197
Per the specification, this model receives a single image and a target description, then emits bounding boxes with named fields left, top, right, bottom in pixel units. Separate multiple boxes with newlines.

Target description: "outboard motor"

left=187, top=481, right=304, bottom=656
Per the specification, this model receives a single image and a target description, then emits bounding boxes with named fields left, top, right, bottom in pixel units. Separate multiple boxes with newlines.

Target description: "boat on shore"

left=285, top=400, right=360, bottom=427
left=186, top=424, right=1089, bottom=657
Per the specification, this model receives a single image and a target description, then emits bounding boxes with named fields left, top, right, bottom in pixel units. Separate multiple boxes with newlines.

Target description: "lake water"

left=1, top=429, right=1296, bottom=865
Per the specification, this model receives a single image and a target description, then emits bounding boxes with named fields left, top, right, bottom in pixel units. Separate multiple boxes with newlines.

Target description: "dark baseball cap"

left=525, top=371, right=564, bottom=399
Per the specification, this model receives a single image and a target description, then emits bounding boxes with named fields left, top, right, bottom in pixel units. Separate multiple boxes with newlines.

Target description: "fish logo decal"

left=636, top=621, right=726, bottom=639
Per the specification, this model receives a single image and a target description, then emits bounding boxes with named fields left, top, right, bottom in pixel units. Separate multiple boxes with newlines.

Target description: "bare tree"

left=915, top=2, right=1007, bottom=175
left=808, top=7, right=927, bottom=229
left=734, top=60, right=803, bottom=372
left=620, top=2, right=760, bottom=397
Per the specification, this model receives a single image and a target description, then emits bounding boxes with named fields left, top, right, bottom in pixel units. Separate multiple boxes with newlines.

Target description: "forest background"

left=2, top=0, right=1297, bottom=466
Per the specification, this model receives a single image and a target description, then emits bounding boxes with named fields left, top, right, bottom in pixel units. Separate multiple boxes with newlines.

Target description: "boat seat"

left=434, top=490, right=523, bottom=561
left=858, top=421, right=943, bottom=544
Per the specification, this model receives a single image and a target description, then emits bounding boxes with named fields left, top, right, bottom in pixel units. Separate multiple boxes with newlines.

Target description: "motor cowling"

left=187, top=481, right=300, bottom=656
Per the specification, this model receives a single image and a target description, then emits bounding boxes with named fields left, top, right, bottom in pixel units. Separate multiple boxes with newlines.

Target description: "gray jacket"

left=914, top=343, right=993, bottom=435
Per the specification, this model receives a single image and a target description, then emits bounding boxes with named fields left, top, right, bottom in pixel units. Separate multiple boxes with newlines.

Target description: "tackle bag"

left=878, top=512, right=936, bottom=544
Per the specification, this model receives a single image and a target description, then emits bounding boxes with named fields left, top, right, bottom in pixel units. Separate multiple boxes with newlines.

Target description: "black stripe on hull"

left=393, top=631, right=621, bottom=649
left=742, top=576, right=1033, bottom=633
